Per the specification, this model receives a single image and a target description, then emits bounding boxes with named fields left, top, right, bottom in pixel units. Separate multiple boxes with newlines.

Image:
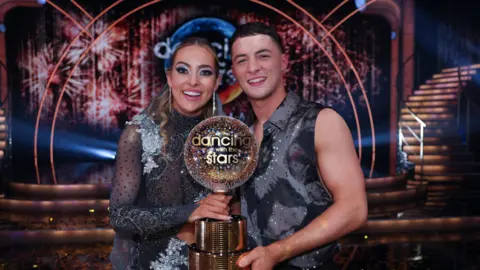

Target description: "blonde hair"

left=146, top=37, right=220, bottom=144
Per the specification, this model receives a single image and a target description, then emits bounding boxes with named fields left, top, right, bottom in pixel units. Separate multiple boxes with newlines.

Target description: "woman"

left=109, top=37, right=234, bottom=270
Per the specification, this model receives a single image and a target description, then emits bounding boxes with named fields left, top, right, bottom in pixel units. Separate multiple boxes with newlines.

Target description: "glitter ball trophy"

left=184, top=116, right=258, bottom=270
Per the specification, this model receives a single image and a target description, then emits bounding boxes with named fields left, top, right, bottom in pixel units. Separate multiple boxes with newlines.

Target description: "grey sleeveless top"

left=240, top=91, right=338, bottom=269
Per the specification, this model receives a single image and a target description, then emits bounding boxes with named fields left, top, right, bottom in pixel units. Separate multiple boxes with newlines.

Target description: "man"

left=230, top=22, right=368, bottom=270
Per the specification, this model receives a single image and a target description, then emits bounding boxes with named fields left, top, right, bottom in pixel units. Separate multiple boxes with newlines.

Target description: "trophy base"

left=189, top=244, right=246, bottom=270
left=195, top=215, right=247, bottom=252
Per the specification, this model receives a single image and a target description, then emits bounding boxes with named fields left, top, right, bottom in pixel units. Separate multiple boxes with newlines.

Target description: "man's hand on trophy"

left=188, top=194, right=232, bottom=222
left=237, top=245, right=281, bottom=270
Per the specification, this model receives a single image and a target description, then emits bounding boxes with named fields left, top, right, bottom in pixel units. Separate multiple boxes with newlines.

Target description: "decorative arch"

left=0, top=0, right=41, bottom=111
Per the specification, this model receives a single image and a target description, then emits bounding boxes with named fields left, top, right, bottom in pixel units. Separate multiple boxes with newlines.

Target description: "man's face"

left=231, top=34, right=287, bottom=101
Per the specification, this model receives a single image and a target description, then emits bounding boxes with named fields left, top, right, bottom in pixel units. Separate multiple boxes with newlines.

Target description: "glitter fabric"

left=126, top=114, right=163, bottom=174
left=184, top=116, right=259, bottom=192
left=149, top=238, right=188, bottom=270
left=240, top=91, right=338, bottom=269
left=109, top=109, right=208, bottom=270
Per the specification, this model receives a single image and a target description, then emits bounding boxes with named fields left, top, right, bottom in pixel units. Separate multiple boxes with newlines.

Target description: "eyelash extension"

left=176, top=66, right=188, bottom=73
left=200, top=69, right=213, bottom=75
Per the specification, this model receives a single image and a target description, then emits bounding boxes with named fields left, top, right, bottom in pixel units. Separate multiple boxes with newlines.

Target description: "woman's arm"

left=109, top=124, right=198, bottom=237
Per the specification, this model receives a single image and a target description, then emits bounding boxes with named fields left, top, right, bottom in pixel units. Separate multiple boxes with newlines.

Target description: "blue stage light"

left=391, top=31, right=397, bottom=40
left=355, top=0, right=367, bottom=12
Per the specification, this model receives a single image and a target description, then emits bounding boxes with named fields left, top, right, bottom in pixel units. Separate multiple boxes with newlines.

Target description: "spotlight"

left=391, top=31, right=397, bottom=40
left=0, top=24, right=5, bottom=33
left=37, top=0, right=46, bottom=4
left=355, top=0, right=367, bottom=12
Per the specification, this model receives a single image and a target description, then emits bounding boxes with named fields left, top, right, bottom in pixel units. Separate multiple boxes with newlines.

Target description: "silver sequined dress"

left=109, top=110, right=209, bottom=270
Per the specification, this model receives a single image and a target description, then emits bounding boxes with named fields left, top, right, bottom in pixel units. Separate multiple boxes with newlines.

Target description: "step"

left=427, top=191, right=450, bottom=200
left=415, top=163, right=480, bottom=174
left=433, top=70, right=476, bottom=78
left=428, top=191, right=449, bottom=197
left=426, top=195, right=450, bottom=202
left=402, top=136, right=461, bottom=145
left=405, top=179, right=428, bottom=189
left=408, top=153, right=474, bottom=164
left=0, top=212, right=110, bottom=230
left=368, top=203, right=418, bottom=218
left=442, top=64, right=480, bottom=72
left=405, top=100, right=457, bottom=107
left=403, top=144, right=466, bottom=154
left=424, top=201, right=447, bottom=207
left=367, top=189, right=423, bottom=205
left=399, top=209, right=427, bottom=218
left=418, top=173, right=480, bottom=183
left=414, top=88, right=459, bottom=95
left=408, top=127, right=459, bottom=136
left=420, top=83, right=459, bottom=89
left=400, top=120, right=456, bottom=128
left=426, top=76, right=471, bottom=84
left=6, top=183, right=111, bottom=200
left=400, top=113, right=454, bottom=121
left=408, top=94, right=457, bottom=101
left=0, top=198, right=109, bottom=213
left=401, top=107, right=454, bottom=114
left=365, top=175, right=407, bottom=190
left=426, top=184, right=462, bottom=192
left=0, top=228, right=114, bottom=247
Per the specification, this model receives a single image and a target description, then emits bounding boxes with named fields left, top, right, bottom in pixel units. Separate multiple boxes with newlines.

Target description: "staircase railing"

left=0, top=59, right=8, bottom=195
left=0, top=60, right=8, bottom=107
left=399, top=102, right=427, bottom=179
left=0, top=60, right=8, bottom=162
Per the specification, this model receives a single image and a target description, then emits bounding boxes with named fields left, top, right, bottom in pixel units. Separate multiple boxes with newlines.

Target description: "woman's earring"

left=169, top=87, right=172, bottom=113
left=212, top=92, right=216, bottom=116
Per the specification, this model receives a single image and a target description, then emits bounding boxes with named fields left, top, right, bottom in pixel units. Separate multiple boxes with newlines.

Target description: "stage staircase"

left=399, top=65, right=480, bottom=216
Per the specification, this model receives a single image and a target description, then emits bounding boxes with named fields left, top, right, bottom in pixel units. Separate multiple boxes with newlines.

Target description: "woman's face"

left=167, top=45, right=220, bottom=117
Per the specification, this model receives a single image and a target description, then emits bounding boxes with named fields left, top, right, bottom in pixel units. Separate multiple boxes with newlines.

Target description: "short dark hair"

left=230, top=22, right=284, bottom=53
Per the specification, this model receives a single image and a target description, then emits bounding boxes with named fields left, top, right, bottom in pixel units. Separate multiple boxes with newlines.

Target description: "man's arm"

left=238, top=108, right=367, bottom=269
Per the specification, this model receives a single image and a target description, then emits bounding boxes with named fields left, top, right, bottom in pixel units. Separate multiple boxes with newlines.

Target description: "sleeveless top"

left=240, top=91, right=338, bottom=269
left=109, top=110, right=209, bottom=270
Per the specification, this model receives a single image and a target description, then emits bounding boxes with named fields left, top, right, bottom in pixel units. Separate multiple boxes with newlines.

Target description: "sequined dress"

left=109, top=110, right=208, bottom=270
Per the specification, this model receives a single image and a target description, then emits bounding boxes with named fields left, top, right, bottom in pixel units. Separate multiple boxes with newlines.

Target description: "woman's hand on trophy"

left=188, top=194, right=232, bottom=222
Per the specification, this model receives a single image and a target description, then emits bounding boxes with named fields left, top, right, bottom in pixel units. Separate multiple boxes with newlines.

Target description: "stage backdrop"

left=5, top=0, right=391, bottom=184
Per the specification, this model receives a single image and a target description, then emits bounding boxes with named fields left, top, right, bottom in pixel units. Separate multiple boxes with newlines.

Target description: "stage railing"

left=399, top=103, right=427, bottom=179
left=0, top=60, right=8, bottom=194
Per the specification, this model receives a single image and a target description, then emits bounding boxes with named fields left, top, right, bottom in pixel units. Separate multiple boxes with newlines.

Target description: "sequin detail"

left=241, top=91, right=336, bottom=268
left=149, top=238, right=188, bottom=270
left=109, top=205, right=179, bottom=236
left=126, top=113, right=163, bottom=174
left=110, top=108, right=206, bottom=269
